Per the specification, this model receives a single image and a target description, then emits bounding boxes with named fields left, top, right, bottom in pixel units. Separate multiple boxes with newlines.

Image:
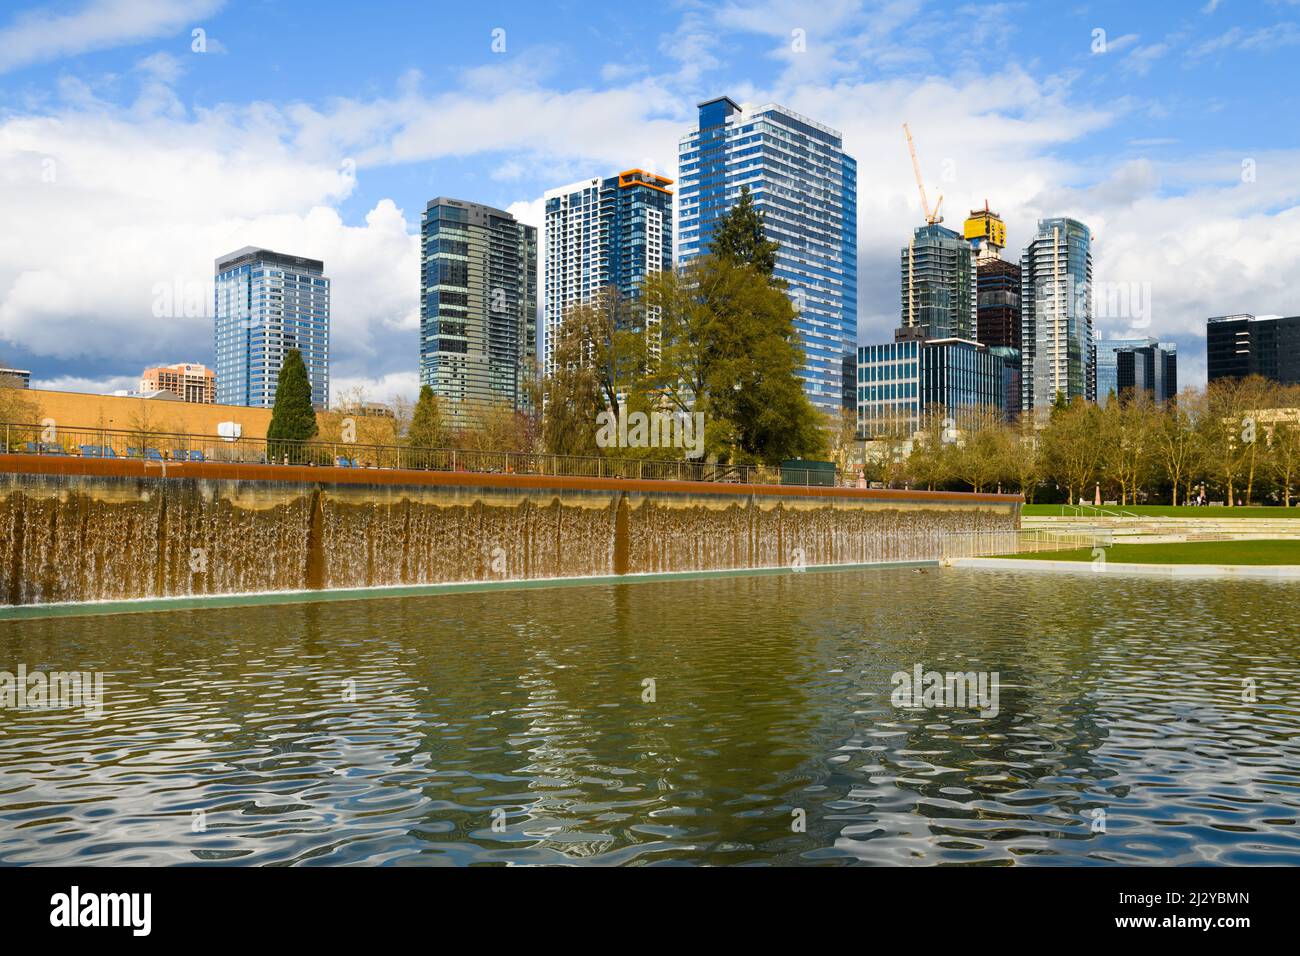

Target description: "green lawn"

left=993, top=539, right=1300, bottom=565
left=1021, top=504, right=1300, bottom=519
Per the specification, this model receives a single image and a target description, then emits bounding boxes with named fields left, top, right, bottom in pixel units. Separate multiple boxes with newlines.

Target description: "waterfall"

left=0, top=473, right=1017, bottom=606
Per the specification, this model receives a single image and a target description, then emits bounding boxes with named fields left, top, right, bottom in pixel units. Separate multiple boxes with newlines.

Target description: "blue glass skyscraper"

left=213, top=247, right=330, bottom=409
left=678, top=97, right=858, bottom=416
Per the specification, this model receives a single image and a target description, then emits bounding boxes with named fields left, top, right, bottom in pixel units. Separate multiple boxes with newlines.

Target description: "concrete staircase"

left=1021, top=513, right=1300, bottom=543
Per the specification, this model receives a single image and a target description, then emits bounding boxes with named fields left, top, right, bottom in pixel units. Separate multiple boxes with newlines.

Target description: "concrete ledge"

left=0, top=453, right=1020, bottom=506
left=950, top=557, right=1300, bottom=579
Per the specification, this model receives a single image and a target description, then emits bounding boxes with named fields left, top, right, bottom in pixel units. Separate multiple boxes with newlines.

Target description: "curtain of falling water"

left=0, top=474, right=1015, bottom=605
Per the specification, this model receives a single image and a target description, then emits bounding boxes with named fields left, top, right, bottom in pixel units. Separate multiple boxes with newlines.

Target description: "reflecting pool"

left=1, top=567, right=1297, bottom=865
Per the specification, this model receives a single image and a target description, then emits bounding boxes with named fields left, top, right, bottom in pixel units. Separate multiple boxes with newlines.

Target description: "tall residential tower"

left=420, top=198, right=537, bottom=425
left=900, top=223, right=976, bottom=341
left=1020, top=218, right=1094, bottom=414
left=543, top=169, right=673, bottom=376
left=678, top=96, right=858, bottom=415
left=214, top=247, right=330, bottom=409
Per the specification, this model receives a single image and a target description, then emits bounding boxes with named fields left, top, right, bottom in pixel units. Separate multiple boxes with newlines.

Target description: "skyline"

left=3, top=0, right=1300, bottom=402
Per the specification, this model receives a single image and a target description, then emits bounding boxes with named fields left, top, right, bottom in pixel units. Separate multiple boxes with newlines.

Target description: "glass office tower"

left=214, top=247, right=330, bottom=409
left=543, top=169, right=673, bottom=377
left=420, top=198, right=537, bottom=426
left=1207, top=314, right=1300, bottom=385
left=856, top=334, right=1004, bottom=437
left=1096, top=336, right=1177, bottom=406
left=678, top=96, right=858, bottom=415
left=1020, top=218, right=1094, bottom=414
left=1116, top=343, right=1178, bottom=404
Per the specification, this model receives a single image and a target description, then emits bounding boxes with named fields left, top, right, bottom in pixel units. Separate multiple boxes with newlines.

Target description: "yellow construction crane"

left=902, top=123, right=943, bottom=225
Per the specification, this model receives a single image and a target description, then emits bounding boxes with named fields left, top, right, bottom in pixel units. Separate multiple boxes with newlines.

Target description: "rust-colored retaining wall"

left=0, top=456, right=1020, bottom=606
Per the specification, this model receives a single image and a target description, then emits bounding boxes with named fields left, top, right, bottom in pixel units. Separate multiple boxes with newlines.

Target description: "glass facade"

left=678, top=96, right=857, bottom=415
left=213, top=247, right=330, bottom=409
left=1020, top=218, right=1094, bottom=414
left=856, top=339, right=921, bottom=437
left=1207, top=314, right=1300, bottom=385
left=856, top=337, right=1004, bottom=437
left=987, top=345, right=1022, bottom=422
left=1095, top=336, right=1178, bottom=406
left=900, top=224, right=976, bottom=340
left=974, top=257, right=1021, bottom=350
left=1116, top=343, right=1177, bottom=404
left=543, top=170, right=673, bottom=376
left=421, top=199, right=537, bottom=426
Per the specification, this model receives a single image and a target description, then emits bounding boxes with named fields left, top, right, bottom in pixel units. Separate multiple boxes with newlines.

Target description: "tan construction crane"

left=902, top=123, right=943, bottom=225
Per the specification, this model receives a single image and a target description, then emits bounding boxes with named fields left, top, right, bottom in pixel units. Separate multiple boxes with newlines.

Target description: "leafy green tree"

left=708, top=185, right=779, bottom=279
left=1039, top=396, right=1104, bottom=504
left=643, top=255, right=825, bottom=464
left=1237, top=375, right=1277, bottom=504
left=950, top=406, right=1011, bottom=493
left=825, top=407, right=861, bottom=475
left=266, top=348, right=318, bottom=462
left=560, top=287, right=648, bottom=429
left=1200, top=377, right=1258, bottom=507
left=864, top=427, right=911, bottom=489
left=1268, top=394, right=1300, bottom=507
left=460, top=403, right=532, bottom=455
left=906, top=405, right=956, bottom=490
left=0, top=362, right=42, bottom=449
left=1154, top=389, right=1203, bottom=505
left=1098, top=390, right=1158, bottom=505
left=1006, top=415, right=1041, bottom=502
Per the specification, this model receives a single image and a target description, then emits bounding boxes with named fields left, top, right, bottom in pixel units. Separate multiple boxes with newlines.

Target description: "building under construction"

left=962, top=201, right=1020, bottom=349
left=961, top=202, right=1022, bottom=419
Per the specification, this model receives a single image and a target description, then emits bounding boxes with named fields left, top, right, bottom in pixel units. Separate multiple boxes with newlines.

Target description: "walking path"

left=951, top=557, right=1300, bottom=579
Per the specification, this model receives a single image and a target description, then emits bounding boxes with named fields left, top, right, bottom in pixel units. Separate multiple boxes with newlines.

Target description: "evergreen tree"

left=406, top=385, right=445, bottom=449
left=266, top=348, right=318, bottom=462
left=708, top=185, right=779, bottom=279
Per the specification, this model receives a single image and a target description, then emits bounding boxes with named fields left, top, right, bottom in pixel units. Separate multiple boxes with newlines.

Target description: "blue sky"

left=2, top=0, right=1300, bottom=400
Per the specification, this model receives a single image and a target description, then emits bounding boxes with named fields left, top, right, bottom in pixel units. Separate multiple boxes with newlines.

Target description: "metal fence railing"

left=0, top=422, right=857, bottom=488
left=1056, top=504, right=1142, bottom=519
left=941, top=528, right=1112, bottom=560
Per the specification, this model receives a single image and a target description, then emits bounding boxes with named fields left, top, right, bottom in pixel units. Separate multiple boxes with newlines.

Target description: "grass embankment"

left=1021, top=504, right=1300, bottom=519
left=996, top=540, right=1300, bottom=565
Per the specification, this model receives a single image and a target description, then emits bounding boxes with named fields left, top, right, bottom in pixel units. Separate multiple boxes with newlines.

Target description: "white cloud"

left=30, top=372, right=138, bottom=394
left=1122, top=43, right=1170, bottom=76
left=0, top=0, right=224, bottom=73
left=330, top=369, right=421, bottom=410
left=760, top=70, right=1300, bottom=385
left=1098, top=33, right=1140, bottom=55
left=292, top=81, right=688, bottom=179
left=3, top=2, right=1299, bottom=398
left=0, top=77, right=417, bottom=392
left=1192, top=22, right=1300, bottom=56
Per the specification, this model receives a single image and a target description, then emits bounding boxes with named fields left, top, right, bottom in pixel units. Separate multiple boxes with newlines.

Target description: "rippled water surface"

left=1, top=568, right=1298, bottom=866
